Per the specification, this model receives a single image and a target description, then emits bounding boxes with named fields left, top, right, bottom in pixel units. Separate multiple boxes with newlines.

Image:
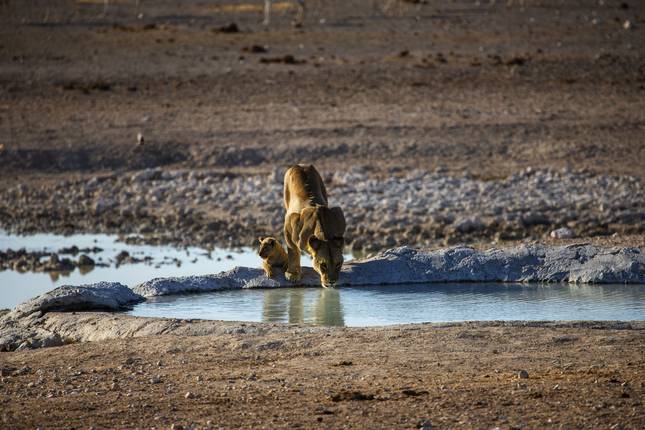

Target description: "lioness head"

left=258, top=236, right=278, bottom=259
left=308, top=236, right=344, bottom=288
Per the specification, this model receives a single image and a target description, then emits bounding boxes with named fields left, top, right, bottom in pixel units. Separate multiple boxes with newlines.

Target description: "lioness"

left=258, top=236, right=288, bottom=278
left=283, top=165, right=346, bottom=287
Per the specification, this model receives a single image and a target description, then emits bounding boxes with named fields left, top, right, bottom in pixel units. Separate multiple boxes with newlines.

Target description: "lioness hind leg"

left=285, top=246, right=302, bottom=282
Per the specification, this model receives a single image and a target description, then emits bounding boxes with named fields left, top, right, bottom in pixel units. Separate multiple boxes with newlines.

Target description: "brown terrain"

left=1, top=0, right=644, bottom=180
left=1, top=1, right=644, bottom=428
left=1, top=321, right=644, bottom=429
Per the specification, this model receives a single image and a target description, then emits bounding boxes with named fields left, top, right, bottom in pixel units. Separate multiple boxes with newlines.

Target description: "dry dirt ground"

left=1, top=321, right=644, bottom=429
left=1, top=0, right=644, bottom=181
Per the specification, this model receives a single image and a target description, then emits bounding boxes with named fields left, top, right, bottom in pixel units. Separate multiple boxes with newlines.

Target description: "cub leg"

left=262, top=260, right=275, bottom=278
left=285, top=245, right=302, bottom=282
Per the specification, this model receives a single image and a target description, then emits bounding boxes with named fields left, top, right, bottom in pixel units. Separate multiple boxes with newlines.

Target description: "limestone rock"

left=133, top=244, right=645, bottom=297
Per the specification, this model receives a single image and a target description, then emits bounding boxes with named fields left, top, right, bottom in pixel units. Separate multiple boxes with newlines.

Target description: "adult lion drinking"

left=283, top=165, right=346, bottom=287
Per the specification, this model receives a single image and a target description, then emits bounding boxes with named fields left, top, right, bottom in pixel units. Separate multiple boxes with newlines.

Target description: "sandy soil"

left=1, top=321, right=644, bottom=429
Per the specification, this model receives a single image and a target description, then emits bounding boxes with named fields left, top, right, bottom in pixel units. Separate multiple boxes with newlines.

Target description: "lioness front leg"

left=262, top=260, right=275, bottom=278
left=285, top=245, right=302, bottom=282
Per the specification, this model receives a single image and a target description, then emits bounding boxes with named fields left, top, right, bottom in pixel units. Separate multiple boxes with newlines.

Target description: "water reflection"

left=129, top=283, right=645, bottom=326
left=262, top=288, right=344, bottom=326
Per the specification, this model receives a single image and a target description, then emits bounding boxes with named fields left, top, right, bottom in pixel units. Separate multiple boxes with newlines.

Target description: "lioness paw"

left=285, top=271, right=302, bottom=282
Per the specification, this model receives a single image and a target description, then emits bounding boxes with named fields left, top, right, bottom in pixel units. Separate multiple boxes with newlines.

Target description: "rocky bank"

left=1, top=243, right=643, bottom=351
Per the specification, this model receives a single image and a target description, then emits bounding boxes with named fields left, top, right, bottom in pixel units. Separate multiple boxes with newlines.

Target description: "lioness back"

left=284, top=165, right=328, bottom=215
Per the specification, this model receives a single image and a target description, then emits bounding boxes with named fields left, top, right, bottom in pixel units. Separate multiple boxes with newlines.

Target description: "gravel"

left=0, top=167, right=643, bottom=251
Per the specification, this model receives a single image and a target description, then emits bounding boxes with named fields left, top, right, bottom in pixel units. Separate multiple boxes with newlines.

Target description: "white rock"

left=550, top=227, right=575, bottom=239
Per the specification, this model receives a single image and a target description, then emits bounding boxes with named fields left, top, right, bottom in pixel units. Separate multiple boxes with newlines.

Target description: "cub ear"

left=258, top=237, right=264, bottom=243
left=308, top=236, right=322, bottom=251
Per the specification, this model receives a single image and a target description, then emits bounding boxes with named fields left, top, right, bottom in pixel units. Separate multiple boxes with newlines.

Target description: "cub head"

left=308, top=236, right=344, bottom=288
left=258, top=236, right=279, bottom=259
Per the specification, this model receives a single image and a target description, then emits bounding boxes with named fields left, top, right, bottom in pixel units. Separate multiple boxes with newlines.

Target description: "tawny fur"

left=258, top=236, right=288, bottom=278
left=283, top=164, right=346, bottom=287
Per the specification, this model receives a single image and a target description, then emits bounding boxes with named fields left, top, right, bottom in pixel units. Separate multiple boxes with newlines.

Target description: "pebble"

left=550, top=227, right=575, bottom=239
left=184, top=391, right=195, bottom=399
left=78, top=254, right=95, bottom=266
left=419, top=420, right=433, bottom=429
left=518, top=370, right=529, bottom=379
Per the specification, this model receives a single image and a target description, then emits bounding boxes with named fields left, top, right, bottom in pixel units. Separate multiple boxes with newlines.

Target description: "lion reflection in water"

left=262, top=287, right=345, bottom=326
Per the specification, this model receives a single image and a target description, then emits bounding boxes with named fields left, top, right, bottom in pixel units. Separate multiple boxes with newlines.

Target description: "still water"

left=128, top=283, right=645, bottom=326
left=0, top=230, right=318, bottom=309
left=2, top=231, right=644, bottom=326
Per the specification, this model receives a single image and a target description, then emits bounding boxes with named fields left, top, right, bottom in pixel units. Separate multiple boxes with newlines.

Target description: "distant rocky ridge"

left=1, top=244, right=644, bottom=351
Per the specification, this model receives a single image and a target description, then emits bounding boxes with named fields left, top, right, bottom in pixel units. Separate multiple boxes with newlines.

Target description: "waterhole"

left=127, top=283, right=645, bottom=327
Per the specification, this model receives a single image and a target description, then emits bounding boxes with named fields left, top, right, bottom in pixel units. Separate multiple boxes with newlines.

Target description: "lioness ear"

left=308, top=236, right=322, bottom=251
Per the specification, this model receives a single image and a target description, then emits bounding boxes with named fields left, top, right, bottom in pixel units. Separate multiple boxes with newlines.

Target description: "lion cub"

left=258, top=237, right=288, bottom=278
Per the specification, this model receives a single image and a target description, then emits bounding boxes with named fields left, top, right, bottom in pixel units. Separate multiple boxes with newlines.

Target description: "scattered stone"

left=402, top=388, right=428, bottom=396
left=550, top=227, right=575, bottom=239
left=552, top=335, right=579, bottom=343
left=518, top=370, right=529, bottom=379
left=419, top=420, right=433, bottom=430
left=184, top=391, right=195, bottom=399
left=115, top=251, right=142, bottom=266
left=330, top=391, right=375, bottom=402
left=213, top=23, right=239, bottom=33
left=260, top=55, right=306, bottom=65
left=242, top=45, right=268, bottom=53
left=77, top=254, right=95, bottom=267
left=256, top=340, right=284, bottom=351
left=58, top=246, right=80, bottom=255
left=93, top=197, right=116, bottom=216
left=43, top=254, right=75, bottom=272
